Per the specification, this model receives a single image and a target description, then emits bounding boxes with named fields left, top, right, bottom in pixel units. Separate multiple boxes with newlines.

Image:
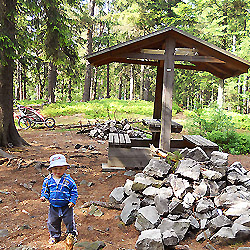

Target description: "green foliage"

left=185, top=105, right=250, bottom=155
left=207, top=130, right=250, bottom=155
left=167, top=151, right=183, bottom=173
left=0, top=35, right=17, bottom=65
left=228, top=112, right=250, bottom=130
left=172, top=102, right=182, bottom=113
left=185, top=105, right=235, bottom=136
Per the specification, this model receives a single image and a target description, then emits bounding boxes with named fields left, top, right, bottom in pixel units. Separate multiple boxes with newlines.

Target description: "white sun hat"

left=48, top=154, right=70, bottom=170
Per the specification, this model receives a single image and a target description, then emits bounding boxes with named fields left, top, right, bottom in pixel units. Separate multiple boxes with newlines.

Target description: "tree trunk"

left=22, top=66, right=27, bottom=100
left=68, top=79, right=72, bottom=102
left=42, top=62, right=48, bottom=99
left=83, top=0, right=95, bottom=102
left=48, top=62, right=57, bottom=103
left=118, top=76, right=123, bottom=100
left=124, top=80, right=127, bottom=100
left=129, top=65, right=134, bottom=100
left=237, top=77, right=241, bottom=112
left=144, top=79, right=150, bottom=101
left=243, top=75, right=247, bottom=114
left=106, top=64, right=110, bottom=98
left=17, top=60, right=22, bottom=100
left=217, top=79, right=224, bottom=108
left=36, top=61, right=42, bottom=100
left=92, top=67, right=97, bottom=100
left=0, top=0, right=27, bottom=147
left=140, top=65, right=144, bottom=100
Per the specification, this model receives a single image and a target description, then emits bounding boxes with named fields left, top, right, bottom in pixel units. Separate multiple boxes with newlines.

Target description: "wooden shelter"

left=86, top=27, right=250, bottom=152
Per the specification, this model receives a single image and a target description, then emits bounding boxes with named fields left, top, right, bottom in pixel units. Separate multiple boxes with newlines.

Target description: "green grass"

left=228, top=112, right=250, bottom=130
left=37, top=99, right=156, bottom=121
left=21, top=98, right=182, bottom=120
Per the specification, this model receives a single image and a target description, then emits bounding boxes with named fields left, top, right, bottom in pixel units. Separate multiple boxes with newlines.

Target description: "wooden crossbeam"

left=117, top=53, right=225, bottom=63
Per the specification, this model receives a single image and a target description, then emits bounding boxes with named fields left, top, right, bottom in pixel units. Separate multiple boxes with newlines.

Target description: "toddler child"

left=40, top=154, right=78, bottom=244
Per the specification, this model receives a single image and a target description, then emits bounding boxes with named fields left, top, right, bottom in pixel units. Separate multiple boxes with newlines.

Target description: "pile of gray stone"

left=109, top=147, right=250, bottom=249
left=89, top=119, right=147, bottom=140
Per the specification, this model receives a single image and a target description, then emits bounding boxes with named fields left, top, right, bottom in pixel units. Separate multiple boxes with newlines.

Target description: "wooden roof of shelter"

left=86, top=27, right=250, bottom=79
left=86, top=27, right=250, bottom=152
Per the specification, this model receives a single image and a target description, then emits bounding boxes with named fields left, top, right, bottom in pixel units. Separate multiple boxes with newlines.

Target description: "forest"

left=1, top=0, right=250, bottom=149
left=0, top=0, right=249, bottom=111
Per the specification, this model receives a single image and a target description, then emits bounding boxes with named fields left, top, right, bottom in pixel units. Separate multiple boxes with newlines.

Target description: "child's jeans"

left=48, top=204, right=77, bottom=238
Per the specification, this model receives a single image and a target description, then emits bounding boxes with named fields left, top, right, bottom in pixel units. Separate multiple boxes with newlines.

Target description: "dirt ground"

left=0, top=125, right=250, bottom=250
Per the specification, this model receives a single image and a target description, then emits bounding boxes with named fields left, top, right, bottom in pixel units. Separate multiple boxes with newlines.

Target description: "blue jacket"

left=41, top=173, right=78, bottom=207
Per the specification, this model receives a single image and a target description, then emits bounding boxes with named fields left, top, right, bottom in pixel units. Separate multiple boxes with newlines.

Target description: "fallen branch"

left=82, top=200, right=122, bottom=210
left=93, top=227, right=109, bottom=235
left=56, top=123, right=94, bottom=130
left=76, top=128, right=94, bottom=134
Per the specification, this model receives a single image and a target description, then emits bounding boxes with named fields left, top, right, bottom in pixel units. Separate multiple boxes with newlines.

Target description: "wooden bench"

left=109, top=133, right=131, bottom=148
left=107, top=133, right=153, bottom=170
left=183, top=135, right=219, bottom=149
left=171, top=135, right=219, bottom=156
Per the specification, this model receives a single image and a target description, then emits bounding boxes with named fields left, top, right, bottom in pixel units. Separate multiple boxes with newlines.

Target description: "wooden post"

left=153, top=65, right=164, bottom=119
left=152, top=64, right=164, bottom=147
left=160, top=38, right=175, bottom=152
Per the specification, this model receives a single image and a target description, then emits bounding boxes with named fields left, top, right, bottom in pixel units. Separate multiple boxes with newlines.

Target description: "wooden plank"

left=123, top=134, right=131, bottom=145
left=113, top=58, right=159, bottom=66
left=130, top=138, right=152, bottom=147
left=183, top=135, right=218, bottom=148
left=191, top=135, right=212, bottom=147
left=175, top=55, right=225, bottom=63
left=119, top=133, right=126, bottom=145
left=144, top=119, right=183, bottom=133
left=183, top=135, right=203, bottom=147
left=113, top=133, right=120, bottom=145
left=108, top=133, right=115, bottom=144
left=194, top=135, right=218, bottom=147
left=118, top=52, right=164, bottom=61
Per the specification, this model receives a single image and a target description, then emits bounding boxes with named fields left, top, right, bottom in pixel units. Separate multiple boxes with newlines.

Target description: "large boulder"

left=135, top=229, right=164, bottom=250
left=143, top=159, right=171, bottom=178
left=135, top=206, right=160, bottom=231
left=175, top=159, right=201, bottom=181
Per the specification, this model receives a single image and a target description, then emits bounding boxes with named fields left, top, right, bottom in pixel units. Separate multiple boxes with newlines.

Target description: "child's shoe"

left=65, top=234, right=76, bottom=249
left=48, top=237, right=60, bottom=245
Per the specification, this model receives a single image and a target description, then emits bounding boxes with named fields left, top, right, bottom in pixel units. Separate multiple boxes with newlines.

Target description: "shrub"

left=185, top=106, right=250, bottom=155
left=185, top=106, right=235, bottom=137
left=207, top=130, right=250, bottom=155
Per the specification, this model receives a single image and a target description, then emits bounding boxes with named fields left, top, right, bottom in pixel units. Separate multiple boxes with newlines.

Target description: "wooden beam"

left=175, top=55, right=225, bottom=63
left=117, top=53, right=225, bottom=63
left=113, top=58, right=159, bottom=66
left=174, top=64, right=197, bottom=70
left=118, top=52, right=164, bottom=61
left=160, top=38, right=176, bottom=152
